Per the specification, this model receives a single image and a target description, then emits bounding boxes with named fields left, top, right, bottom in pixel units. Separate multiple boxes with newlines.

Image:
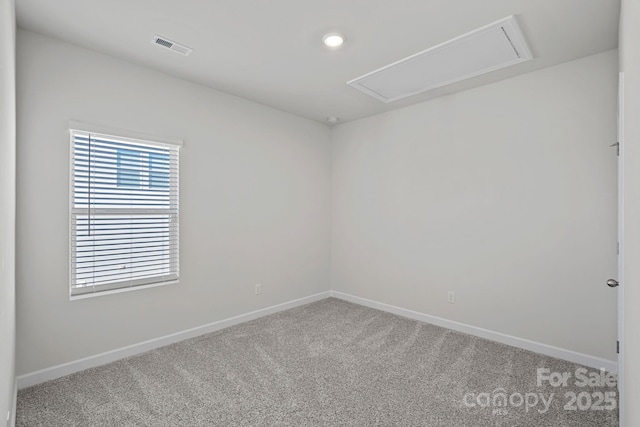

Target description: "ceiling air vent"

left=347, top=15, right=532, bottom=103
left=152, top=35, right=193, bottom=56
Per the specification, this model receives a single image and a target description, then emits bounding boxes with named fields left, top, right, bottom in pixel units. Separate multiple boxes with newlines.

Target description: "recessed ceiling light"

left=327, top=116, right=340, bottom=124
left=322, top=33, right=345, bottom=48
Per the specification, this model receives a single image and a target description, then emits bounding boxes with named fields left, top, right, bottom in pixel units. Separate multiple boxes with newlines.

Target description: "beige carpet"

left=17, top=298, right=618, bottom=426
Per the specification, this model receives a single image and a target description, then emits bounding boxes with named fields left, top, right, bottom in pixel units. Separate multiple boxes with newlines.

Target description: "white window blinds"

left=70, top=128, right=180, bottom=297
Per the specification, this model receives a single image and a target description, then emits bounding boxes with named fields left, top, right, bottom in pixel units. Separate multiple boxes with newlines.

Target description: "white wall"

left=332, top=50, right=618, bottom=361
left=0, top=0, right=16, bottom=424
left=620, top=1, right=640, bottom=424
left=15, top=30, right=331, bottom=375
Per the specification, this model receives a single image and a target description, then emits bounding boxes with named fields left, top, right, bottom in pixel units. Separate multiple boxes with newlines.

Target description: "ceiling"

left=16, top=0, right=620, bottom=124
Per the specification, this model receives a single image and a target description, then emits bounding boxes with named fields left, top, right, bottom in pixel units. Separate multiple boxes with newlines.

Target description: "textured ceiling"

left=16, top=0, right=620, bottom=124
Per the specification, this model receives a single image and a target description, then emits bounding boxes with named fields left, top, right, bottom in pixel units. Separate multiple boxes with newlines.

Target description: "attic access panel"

left=347, top=15, right=533, bottom=103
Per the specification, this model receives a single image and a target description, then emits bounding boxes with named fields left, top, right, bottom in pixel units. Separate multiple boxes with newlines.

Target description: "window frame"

left=68, top=121, right=182, bottom=300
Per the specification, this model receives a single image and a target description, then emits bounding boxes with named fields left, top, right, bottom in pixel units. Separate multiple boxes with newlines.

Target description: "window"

left=70, top=125, right=181, bottom=297
left=116, top=149, right=142, bottom=188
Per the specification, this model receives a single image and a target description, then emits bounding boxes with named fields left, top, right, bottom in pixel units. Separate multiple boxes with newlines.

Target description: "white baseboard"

left=330, top=291, right=618, bottom=374
left=16, top=289, right=617, bottom=391
left=17, top=291, right=331, bottom=389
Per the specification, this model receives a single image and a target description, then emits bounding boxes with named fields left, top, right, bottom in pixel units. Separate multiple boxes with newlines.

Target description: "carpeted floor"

left=17, top=298, right=618, bottom=426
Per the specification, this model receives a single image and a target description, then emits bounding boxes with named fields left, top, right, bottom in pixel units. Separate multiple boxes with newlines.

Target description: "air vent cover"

left=347, top=15, right=532, bottom=103
left=152, top=35, right=193, bottom=56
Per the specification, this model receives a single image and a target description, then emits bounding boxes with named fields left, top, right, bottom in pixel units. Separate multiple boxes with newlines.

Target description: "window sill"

left=69, top=280, right=179, bottom=301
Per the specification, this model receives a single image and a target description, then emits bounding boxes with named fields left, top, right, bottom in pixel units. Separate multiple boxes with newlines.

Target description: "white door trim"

left=617, top=71, right=625, bottom=426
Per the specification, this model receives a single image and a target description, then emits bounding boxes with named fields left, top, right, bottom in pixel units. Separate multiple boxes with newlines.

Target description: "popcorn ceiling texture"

left=16, top=298, right=618, bottom=426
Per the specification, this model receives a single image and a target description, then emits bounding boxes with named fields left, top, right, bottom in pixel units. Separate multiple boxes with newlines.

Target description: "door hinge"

left=617, top=340, right=619, bottom=354
left=611, top=142, right=620, bottom=156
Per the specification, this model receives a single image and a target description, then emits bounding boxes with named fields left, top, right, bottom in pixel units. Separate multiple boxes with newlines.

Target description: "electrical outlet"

left=448, top=291, right=455, bottom=304
left=255, top=283, right=261, bottom=295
